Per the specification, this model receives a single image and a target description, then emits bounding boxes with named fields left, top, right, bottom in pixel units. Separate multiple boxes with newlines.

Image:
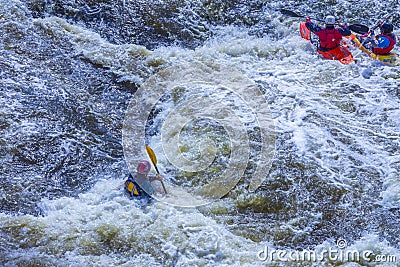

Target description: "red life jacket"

left=317, top=28, right=343, bottom=50
left=373, top=33, right=396, bottom=55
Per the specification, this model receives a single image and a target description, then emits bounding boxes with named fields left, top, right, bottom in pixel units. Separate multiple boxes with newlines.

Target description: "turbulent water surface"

left=1, top=0, right=400, bottom=266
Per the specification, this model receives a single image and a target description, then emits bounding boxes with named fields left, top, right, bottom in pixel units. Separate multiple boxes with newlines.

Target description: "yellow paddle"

left=145, top=145, right=167, bottom=194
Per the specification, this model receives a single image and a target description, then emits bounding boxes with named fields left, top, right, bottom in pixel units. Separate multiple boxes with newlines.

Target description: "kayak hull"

left=317, top=46, right=354, bottom=64
left=375, top=53, right=398, bottom=66
left=300, top=21, right=311, bottom=41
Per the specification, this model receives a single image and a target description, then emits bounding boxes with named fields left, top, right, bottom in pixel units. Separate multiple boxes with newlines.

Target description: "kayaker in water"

left=305, top=15, right=351, bottom=52
left=123, top=160, right=164, bottom=201
left=360, top=22, right=397, bottom=55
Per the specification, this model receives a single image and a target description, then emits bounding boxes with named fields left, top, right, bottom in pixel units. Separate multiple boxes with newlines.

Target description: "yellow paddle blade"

left=145, top=145, right=157, bottom=165
left=145, top=145, right=167, bottom=194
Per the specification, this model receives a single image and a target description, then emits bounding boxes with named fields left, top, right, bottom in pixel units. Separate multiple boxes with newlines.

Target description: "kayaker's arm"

left=148, top=174, right=163, bottom=182
left=337, top=25, right=351, bottom=36
left=367, top=33, right=380, bottom=48
left=305, top=21, right=322, bottom=33
left=148, top=174, right=166, bottom=195
left=358, top=33, right=384, bottom=49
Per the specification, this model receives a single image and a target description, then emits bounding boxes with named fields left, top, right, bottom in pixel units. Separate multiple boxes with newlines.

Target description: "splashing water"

left=1, top=0, right=400, bottom=266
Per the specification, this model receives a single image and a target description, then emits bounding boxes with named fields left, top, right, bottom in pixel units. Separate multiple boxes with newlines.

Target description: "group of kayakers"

left=121, top=14, right=397, bottom=204
left=304, top=15, right=396, bottom=62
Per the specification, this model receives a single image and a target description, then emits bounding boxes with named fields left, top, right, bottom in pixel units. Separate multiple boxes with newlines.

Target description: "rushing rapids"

left=1, top=0, right=399, bottom=266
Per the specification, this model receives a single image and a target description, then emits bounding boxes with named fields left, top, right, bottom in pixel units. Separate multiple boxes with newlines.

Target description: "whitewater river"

left=1, top=0, right=400, bottom=266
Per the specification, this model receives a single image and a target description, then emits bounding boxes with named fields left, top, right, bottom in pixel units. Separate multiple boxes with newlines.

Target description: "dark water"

left=1, top=13, right=131, bottom=214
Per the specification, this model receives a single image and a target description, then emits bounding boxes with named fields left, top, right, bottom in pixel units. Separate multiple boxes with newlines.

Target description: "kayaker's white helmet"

left=325, top=15, right=335, bottom=25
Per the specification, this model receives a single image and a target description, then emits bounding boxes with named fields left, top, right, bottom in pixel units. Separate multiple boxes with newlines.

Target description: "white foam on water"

left=1, top=2, right=400, bottom=265
left=1, top=179, right=273, bottom=266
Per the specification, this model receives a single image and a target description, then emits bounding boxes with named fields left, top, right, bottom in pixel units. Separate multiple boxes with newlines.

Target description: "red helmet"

left=137, top=160, right=151, bottom=174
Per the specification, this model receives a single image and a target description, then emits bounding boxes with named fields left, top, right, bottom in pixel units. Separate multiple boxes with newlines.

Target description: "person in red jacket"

left=370, top=22, right=396, bottom=55
left=305, top=15, right=351, bottom=52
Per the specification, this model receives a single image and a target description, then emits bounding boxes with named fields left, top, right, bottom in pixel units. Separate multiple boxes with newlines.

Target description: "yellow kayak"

left=350, top=34, right=398, bottom=66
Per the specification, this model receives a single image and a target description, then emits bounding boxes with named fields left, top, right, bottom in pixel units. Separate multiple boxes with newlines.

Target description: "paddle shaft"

left=280, top=9, right=366, bottom=29
left=361, top=14, right=391, bottom=37
left=153, top=164, right=167, bottom=194
left=280, top=9, right=335, bottom=24
left=145, top=145, right=167, bottom=194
